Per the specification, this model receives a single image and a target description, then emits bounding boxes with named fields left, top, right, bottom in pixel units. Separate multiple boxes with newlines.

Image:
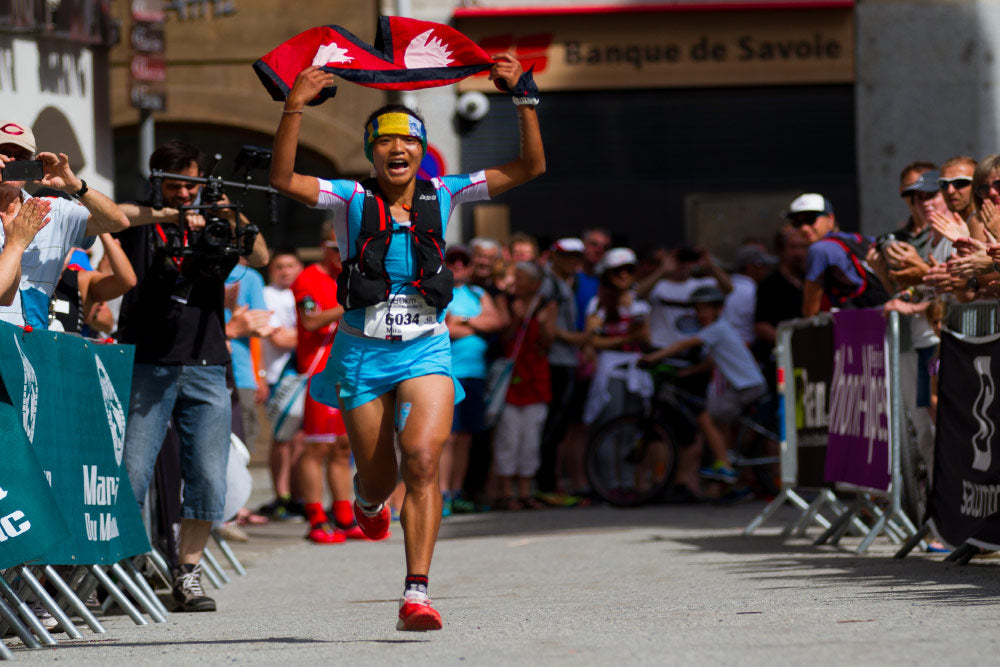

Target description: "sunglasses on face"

left=939, top=177, right=972, bottom=191
left=447, top=256, right=469, bottom=266
left=0, top=148, right=32, bottom=161
left=789, top=213, right=820, bottom=228
left=975, top=180, right=1000, bottom=199
left=910, top=190, right=939, bottom=202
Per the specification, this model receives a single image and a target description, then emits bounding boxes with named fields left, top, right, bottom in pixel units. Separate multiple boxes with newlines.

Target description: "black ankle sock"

left=405, top=574, right=428, bottom=596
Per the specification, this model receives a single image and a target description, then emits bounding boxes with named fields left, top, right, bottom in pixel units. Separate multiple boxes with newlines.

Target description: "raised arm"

left=83, top=233, right=137, bottom=304
left=269, top=67, right=332, bottom=207
left=36, top=152, right=130, bottom=235
left=483, top=53, right=546, bottom=198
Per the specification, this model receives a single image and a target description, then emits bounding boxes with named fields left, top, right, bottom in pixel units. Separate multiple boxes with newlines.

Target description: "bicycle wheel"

left=585, top=413, right=678, bottom=507
left=734, top=418, right=782, bottom=498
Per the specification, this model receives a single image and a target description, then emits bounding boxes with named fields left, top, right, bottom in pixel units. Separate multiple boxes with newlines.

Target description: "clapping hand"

left=930, top=210, right=970, bottom=242
left=977, top=200, right=1000, bottom=240
left=1, top=197, right=50, bottom=249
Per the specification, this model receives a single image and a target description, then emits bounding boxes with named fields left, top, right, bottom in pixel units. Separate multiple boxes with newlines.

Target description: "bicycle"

left=584, top=361, right=781, bottom=507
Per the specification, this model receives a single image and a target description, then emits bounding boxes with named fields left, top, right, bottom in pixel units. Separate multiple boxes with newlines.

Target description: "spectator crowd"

left=5, top=115, right=1000, bottom=614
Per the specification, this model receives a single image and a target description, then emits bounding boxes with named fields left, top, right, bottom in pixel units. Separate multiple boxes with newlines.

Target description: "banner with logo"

left=823, top=309, right=890, bottom=491
left=928, top=331, right=1000, bottom=549
left=789, top=320, right=833, bottom=488
left=0, top=322, right=149, bottom=564
left=0, top=400, right=68, bottom=569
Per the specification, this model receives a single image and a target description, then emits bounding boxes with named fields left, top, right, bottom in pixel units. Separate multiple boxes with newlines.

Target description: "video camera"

left=150, top=145, right=280, bottom=278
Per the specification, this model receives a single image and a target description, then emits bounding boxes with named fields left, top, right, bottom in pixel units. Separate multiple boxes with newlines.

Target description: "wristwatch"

left=70, top=179, right=88, bottom=200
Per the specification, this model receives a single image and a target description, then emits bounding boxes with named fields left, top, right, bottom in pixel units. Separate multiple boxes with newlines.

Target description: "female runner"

left=270, top=53, right=544, bottom=631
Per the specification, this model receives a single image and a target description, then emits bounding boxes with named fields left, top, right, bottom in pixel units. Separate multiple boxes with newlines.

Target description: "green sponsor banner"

left=0, top=322, right=150, bottom=564
left=0, top=401, right=67, bottom=570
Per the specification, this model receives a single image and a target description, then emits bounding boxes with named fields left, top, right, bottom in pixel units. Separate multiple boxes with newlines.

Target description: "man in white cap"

left=0, top=120, right=130, bottom=328
left=789, top=193, right=888, bottom=316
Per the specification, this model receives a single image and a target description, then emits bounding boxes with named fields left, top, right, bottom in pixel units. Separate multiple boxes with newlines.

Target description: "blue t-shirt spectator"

left=447, top=284, right=489, bottom=380
left=804, top=232, right=873, bottom=291
left=574, top=270, right=600, bottom=331
left=225, top=264, right=267, bottom=390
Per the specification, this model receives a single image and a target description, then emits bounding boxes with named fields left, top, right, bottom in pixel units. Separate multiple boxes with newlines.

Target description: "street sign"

left=130, top=0, right=166, bottom=112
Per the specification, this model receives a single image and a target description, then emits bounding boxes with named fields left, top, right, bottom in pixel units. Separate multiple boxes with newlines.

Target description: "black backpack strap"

left=404, top=180, right=452, bottom=308
left=819, top=234, right=888, bottom=307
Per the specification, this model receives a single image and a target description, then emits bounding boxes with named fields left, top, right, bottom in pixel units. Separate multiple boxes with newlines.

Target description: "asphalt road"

left=7, top=499, right=1000, bottom=665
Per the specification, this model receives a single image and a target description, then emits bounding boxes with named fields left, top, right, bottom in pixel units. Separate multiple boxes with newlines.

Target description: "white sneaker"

left=28, top=600, right=58, bottom=631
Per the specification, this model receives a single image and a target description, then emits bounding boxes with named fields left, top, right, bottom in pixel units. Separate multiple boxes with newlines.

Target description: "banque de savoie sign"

left=456, top=6, right=854, bottom=91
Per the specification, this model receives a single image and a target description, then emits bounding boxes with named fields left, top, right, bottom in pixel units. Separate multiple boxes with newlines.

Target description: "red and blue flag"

left=254, top=17, right=494, bottom=105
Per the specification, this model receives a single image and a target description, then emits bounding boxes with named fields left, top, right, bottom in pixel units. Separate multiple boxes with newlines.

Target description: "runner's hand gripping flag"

left=254, top=16, right=495, bottom=105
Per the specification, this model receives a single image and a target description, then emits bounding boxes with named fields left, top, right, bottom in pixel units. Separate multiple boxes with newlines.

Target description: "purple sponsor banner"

left=824, top=309, right=891, bottom=490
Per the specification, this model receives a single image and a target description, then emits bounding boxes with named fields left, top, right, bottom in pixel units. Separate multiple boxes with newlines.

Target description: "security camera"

left=456, top=91, right=490, bottom=122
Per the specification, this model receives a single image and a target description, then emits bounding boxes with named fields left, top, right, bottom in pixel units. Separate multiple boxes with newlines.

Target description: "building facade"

left=0, top=1, right=117, bottom=197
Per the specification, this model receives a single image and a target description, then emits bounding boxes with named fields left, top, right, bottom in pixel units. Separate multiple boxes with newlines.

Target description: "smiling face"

left=160, top=162, right=201, bottom=208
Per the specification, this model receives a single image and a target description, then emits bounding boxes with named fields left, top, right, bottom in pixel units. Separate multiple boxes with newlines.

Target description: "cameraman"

left=116, top=140, right=268, bottom=613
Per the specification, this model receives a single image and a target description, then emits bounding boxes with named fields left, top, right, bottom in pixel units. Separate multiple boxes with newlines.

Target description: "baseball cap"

left=689, top=285, right=726, bottom=304
left=786, top=193, right=834, bottom=218
left=552, top=237, right=584, bottom=254
left=596, top=247, right=637, bottom=274
left=900, top=170, right=941, bottom=196
left=734, top=245, right=778, bottom=269
left=0, top=121, right=36, bottom=154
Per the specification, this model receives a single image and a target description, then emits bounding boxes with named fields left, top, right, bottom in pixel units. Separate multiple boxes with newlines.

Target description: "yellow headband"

left=364, top=112, right=427, bottom=162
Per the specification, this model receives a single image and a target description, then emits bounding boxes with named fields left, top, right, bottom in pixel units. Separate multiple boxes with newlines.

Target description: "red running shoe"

left=336, top=522, right=369, bottom=540
left=307, top=522, right=346, bottom=544
left=353, top=501, right=391, bottom=541
left=397, top=593, right=442, bottom=631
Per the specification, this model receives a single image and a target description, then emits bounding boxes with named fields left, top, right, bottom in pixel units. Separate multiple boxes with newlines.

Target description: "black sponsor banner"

left=928, top=331, right=1000, bottom=548
left=790, top=321, right=834, bottom=488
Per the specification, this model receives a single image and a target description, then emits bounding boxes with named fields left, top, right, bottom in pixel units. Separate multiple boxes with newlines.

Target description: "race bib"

left=363, top=293, right=438, bottom=341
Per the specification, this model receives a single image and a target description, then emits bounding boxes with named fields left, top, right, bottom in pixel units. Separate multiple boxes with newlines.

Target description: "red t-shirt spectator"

left=505, top=316, right=551, bottom=406
left=291, top=264, right=338, bottom=374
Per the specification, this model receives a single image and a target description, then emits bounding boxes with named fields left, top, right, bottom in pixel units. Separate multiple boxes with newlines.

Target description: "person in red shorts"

left=291, top=223, right=383, bottom=543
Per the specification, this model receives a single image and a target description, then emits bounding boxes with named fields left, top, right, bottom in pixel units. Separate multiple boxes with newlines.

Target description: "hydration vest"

left=819, top=233, right=889, bottom=309
left=336, top=178, right=453, bottom=311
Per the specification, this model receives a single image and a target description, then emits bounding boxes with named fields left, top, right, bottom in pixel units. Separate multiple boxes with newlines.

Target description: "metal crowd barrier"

left=944, top=299, right=1000, bottom=337
left=0, top=321, right=250, bottom=657
left=744, top=310, right=922, bottom=553
left=2, top=539, right=248, bottom=657
left=895, top=300, right=1000, bottom=563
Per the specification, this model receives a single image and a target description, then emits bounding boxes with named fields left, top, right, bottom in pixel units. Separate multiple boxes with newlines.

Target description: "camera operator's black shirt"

left=115, top=212, right=238, bottom=366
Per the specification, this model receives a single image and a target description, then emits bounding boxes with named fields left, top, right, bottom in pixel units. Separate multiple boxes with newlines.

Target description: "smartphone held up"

left=1, top=160, right=43, bottom=182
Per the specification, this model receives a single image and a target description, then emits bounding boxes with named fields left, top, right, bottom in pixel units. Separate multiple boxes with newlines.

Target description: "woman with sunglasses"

left=269, top=54, right=543, bottom=631
left=581, top=248, right=651, bottom=428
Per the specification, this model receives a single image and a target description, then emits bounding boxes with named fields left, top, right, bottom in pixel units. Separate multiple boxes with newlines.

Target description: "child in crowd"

left=642, top=285, right=767, bottom=484
left=493, top=262, right=556, bottom=509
